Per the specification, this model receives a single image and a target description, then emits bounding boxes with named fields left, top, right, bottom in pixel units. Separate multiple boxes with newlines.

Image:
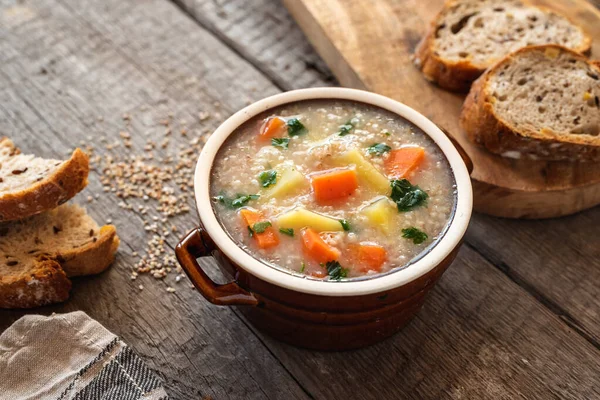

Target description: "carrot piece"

left=310, top=168, right=358, bottom=203
left=240, top=209, right=279, bottom=249
left=350, top=244, right=387, bottom=272
left=301, top=228, right=340, bottom=263
left=258, top=117, right=286, bottom=142
left=384, top=147, right=425, bottom=178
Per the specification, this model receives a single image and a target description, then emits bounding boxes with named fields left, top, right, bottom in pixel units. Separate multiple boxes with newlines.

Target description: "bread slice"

left=0, top=138, right=89, bottom=222
left=413, top=0, right=592, bottom=92
left=460, top=45, right=600, bottom=161
left=0, top=204, right=119, bottom=308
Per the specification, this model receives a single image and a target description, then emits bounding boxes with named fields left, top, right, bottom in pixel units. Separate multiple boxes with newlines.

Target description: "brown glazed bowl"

left=176, top=88, right=473, bottom=351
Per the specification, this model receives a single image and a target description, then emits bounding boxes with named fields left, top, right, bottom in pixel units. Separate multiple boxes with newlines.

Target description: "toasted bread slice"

left=460, top=45, right=600, bottom=161
left=0, top=204, right=119, bottom=308
left=413, top=0, right=592, bottom=92
left=0, top=138, right=89, bottom=222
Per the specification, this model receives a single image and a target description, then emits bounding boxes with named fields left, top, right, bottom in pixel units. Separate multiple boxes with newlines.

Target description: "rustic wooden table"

left=1, top=1, right=600, bottom=399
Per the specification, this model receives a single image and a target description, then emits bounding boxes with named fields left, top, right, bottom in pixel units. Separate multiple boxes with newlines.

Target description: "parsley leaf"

left=271, top=138, right=290, bottom=149
left=287, top=118, right=307, bottom=136
left=401, top=227, right=428, bottom=244
left=338, top=117, right=357, bottom=136
left=300, top=261, right=306, bottom=273
left=390, top=179, right=428, bottom=212
left=232, top=194, right=259, bottom=208
left=367, top=143, right=391, bottom=156
left=279, top=228, right=294, bottom=237
left=339, top=219, right=351, bottom=231
left=215, top=193, right=260, bottom=209
left=258, top=170, right=277, bottom=188
left=326, top=260, right=348, bottom=281
left=252, top=221, right=272, bottom=233
left=384, top=131, right=391, bottom=137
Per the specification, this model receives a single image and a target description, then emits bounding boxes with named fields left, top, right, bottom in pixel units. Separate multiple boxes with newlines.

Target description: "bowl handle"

left=440, top=127, right=474, bottom=175
left=176, top=228, right=259, bottom=306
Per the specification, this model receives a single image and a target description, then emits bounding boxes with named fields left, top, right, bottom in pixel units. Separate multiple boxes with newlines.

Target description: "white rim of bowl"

left=194, top=88, right=472, bottom=296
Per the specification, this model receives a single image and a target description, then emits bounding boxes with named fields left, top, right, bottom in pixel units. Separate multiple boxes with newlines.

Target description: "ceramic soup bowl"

left=176, top=88, right=473, bottom=351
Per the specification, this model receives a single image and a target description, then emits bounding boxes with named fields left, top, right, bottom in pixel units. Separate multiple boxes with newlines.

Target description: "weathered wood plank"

left=0, top=0, right=308, bottom=399
left=177, top=0, right=600, bottom=351
left=465, top=208, right=600, bottom=345
left=1, top=0, right=600, bottom=399
left=242, top=246, right=600, bottom=399
left=171, top=0, right=336, bottom=90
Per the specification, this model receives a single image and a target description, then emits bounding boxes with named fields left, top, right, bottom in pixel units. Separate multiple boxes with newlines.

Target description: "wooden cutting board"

left=283, top=0, right=600, bottom=218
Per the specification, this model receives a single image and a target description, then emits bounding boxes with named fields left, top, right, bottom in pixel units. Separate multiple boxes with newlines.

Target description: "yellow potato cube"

left=336, top=149, right=390, bottom=194
left=361, top=197, right=396, bottom=234
left=276, top=208, right=343, bottom=232
left=262, top=164, right=308, bottom=200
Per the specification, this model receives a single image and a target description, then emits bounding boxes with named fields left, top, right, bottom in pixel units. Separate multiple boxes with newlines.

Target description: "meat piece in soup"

left=211, top=100, right=456, bottom=280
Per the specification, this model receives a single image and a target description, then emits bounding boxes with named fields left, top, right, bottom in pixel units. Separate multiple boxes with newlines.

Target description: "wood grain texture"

left=0, top=0, right=304, bottom=399
left=176, top=0, right=600, bottom=361
left=1, top=0, right=600, bottom=399
left=171, top=0, right=336, bottom=91
left=244, top=246, right=600, bottom=399
left=466, top=207, right=600, bottom=345
left=283, top=0, right=600, bottom=219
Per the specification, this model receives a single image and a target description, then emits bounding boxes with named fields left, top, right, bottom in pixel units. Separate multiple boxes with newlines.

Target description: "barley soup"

left=211, top=100, right=456, bottom=280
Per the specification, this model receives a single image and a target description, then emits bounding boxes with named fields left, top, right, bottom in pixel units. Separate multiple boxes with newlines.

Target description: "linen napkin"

left=0, top=311, right=169, bottom=400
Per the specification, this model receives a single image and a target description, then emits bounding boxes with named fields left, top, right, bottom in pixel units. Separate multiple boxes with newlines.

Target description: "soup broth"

left=210, top=100, right=456, bottom=280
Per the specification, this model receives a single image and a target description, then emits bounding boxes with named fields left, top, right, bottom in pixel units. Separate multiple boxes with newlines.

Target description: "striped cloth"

left=0, top=311, right=169, bottom=400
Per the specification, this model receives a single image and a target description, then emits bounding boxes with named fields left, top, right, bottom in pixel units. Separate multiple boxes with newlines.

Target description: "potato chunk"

left=262, top=163, right=308, bottom=200
left=361, top=197, right=396, bottom=234
left=276, top=208, right=343, bottom=232
left=335, top=149, right=390, bottom=194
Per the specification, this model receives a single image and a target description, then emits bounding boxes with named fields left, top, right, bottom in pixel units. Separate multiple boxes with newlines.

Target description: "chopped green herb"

left=367, top=143, right=391, bottom=156
left=279, top=228, right=294, bottom=237
left=384, top=131, right=391, bottom=137
left=247, top=226, right=254, bottom=237
left=300, top=261, right=306, bottom=273
left=258, top=170, right=277, bottom=188
left=271, top=137, right=290, bottom=149
left=326, top=260, right=348, bottom=281
left=232, top=194, right=259, bottom=208
left=252, top=221, right=272, bottom=233
left=339, top=219, right=351, bottom=231
left=338, top=118, right=357, bottom=136
left=402, top=227, right=428, bottom=244
left=390, top=179, right=428, bottom=212
left=286, top=118, right=307, bottom=136
left=215, top=193, right=260, bottom=209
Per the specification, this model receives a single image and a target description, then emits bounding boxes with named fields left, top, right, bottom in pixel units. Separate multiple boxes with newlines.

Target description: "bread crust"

left=413, top=0, right=593, bottom=92
left=413, top=17, right=484, bottom=92
left=0, top=259, right=71, bottom=308
left=0, top=227, right=119, bottom=309
left=0, top=145, right=90, bottom=222
left=460, top=45, right=600, bottom=161
left=60, top=225, right=120, bottom=277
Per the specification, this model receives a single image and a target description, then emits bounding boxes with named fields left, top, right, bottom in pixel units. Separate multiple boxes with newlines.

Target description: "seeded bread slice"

left=460, top=45, right=600, bottom=161
left=0, top=204, right=119, bottom=308
left=413, top=0, right=592, bottom=92
left=0, top=138, right=89, bottom=222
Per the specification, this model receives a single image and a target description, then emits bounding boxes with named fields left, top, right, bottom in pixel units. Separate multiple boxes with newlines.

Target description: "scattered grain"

left=95, top=107, right=222, bottom=292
